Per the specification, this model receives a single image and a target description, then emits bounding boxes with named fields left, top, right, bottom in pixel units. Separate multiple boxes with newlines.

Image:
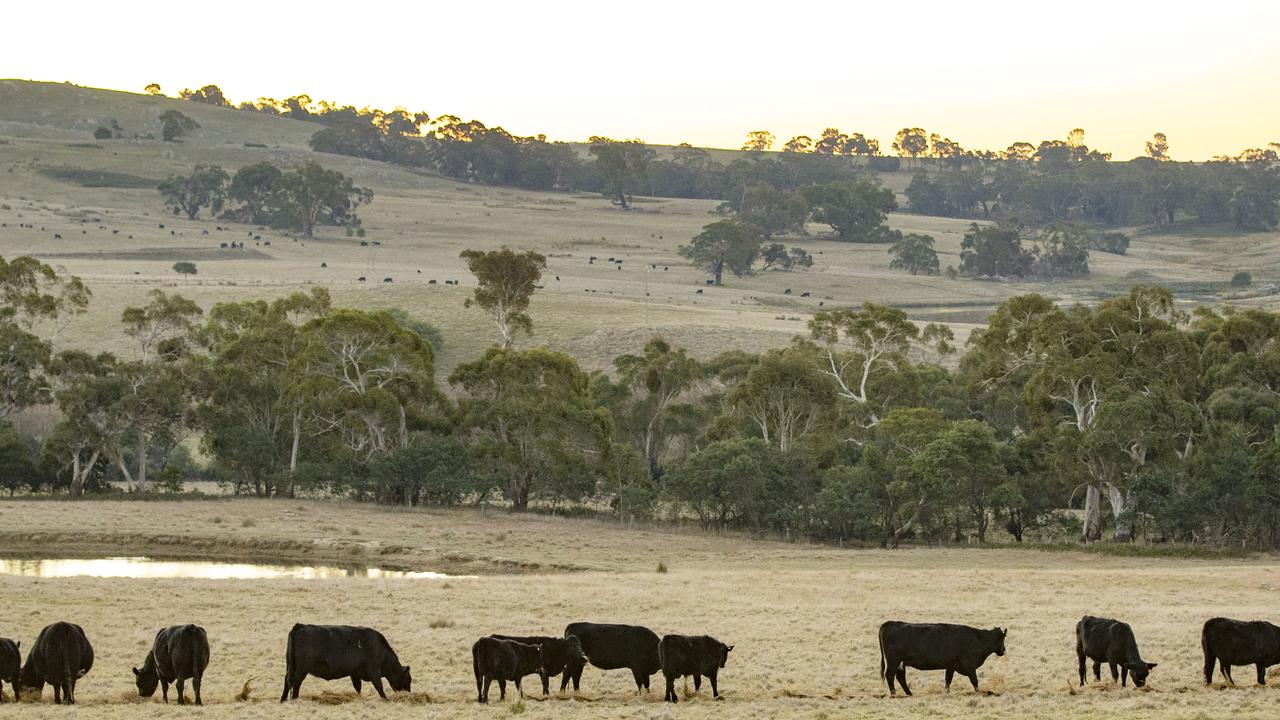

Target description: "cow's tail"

left=472, top=641, right=482, bottom=700
left=281, top=624, right=300, bottom=702
left=185, top=625, right=200, bottom=682
left=877, top=625, right=886, bottom=681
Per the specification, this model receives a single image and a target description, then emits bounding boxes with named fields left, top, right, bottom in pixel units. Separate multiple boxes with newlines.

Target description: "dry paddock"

left=0, top=499, right=1277, bottom=719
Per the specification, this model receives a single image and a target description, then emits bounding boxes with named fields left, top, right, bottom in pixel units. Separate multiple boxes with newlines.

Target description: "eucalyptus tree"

left=460, top=247, right=546, bottom=348
left=0, top=255, right=89, bottom=419
left=604, top=337, right=702, bottom=480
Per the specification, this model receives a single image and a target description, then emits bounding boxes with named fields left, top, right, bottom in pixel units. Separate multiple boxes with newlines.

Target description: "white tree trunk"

left=1081, top=484, right=1102, bottom=542
left=136, top=433, right=148, bottom=493
left=1103, top=483, right=1133, bottom=542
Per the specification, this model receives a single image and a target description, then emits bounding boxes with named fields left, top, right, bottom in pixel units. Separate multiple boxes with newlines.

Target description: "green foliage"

left=959, top=221, right=1032, bottom=278
left=269, top=161, right=372, bottom=238
left=800, top=179, right=897, bottom=241
left=172, top=262, right=197, bottom=276
left=588, top=137, right=655, bottom=208
left=225, top=162, right=282, bottom=225
left=158, top=165, right=229, bottom=220
left=679, top=219, right=764, bottom=285
left=888, top=233, right=940, bottom=276
left=159, top=109, right=200, bottom=142
left=180, top=85, right=232, bottom=107
left=1231, top=271, right=1253, bottom=288
left=460, top=247, right=546, bottom=348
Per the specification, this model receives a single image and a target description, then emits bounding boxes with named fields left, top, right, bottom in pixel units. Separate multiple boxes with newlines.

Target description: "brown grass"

left=0, top=499, right=1279, bottom=718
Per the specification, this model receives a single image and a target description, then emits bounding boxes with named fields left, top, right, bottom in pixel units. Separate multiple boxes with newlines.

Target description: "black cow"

left=279, top=624, right=411, bottom=702
left=0, top=638, right=19, bottom=702
left=134, top=624, right=210, bottom=705
left=563, top=622, right=660, bottom=692
left=658, top=634, right=733, bottom=703
left=1202, top=617, right=1280, bottom=686
left=1076, top=615, right=1156, bottom=687
left=878, top=621, right=1006, bottom=696
left=20, top=622, right=94, bottom=704
left=472, top=636, right=543, bottom=703
left=490, top=634, right=586, bottom=695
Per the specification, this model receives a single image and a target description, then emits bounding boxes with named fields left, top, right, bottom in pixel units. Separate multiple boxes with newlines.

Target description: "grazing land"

left=0, top=500, right=1277, bottom=719
left=3, top=81, right=1280, bottom=377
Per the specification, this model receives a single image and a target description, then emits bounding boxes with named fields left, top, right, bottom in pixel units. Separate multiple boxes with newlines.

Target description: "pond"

left=0, top=557, right=465, bottom=580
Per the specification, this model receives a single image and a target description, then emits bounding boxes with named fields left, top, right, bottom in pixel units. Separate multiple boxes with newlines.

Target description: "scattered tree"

left=888, top=233, right=940, bottom=275
left=157, top=165, right=229, bottom=220
left=679, top=219, right=764, bottom=285
left=460, top=247, right=547, bottom=348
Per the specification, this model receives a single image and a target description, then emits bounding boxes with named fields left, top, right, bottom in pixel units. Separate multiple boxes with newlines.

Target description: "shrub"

left=1231, top=271, right=1253, bottom=288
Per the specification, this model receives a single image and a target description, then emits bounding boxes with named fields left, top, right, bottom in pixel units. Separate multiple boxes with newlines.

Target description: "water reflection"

left=0, top=557, right=462, bottom=580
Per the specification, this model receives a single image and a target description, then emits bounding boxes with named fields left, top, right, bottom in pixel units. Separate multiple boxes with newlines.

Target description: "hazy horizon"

left=6, top=0, right=1279, bottom=159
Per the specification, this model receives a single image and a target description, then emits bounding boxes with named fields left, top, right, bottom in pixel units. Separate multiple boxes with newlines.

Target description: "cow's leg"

left=1203, top=654, right=1216, bottom=685
left=515, top=677, right=523, bottom=698
left=161, top=679, right=170, bottom=703
left=351, top=677, right=362, bottom=695
left=709, top=670, right=719, bottom=699
left=292, top=675, right=303, bottom=700
left=945, top=669, right=954, bottom=691
left=194, top=673, right=203, bottom=706
left=631, top=668, right=647, bottom=693
left=540, top=670, right=549, bottom=695
left=694, top=674, right=702, bottom=692
left=897, top=667, right=913, bottom=697
left=177, top=677, right=187, bottom=705
left=371, top=677, right=387, bottom=700
left=664, top=672, right=676, bottom=703
left=1121, top=665, right=1129, bottom=687
left=53, top=683, right=62, bottom=705
left=559, top=672, right=570, bottom=693
left=1109, top=662, right=1119, bottom=684
left=1092, top=661, right=1102, bottom=682
left=1223, top=664, right=1235, bottom=685
left=1078, top=651, right=1087, bottom=686
left=497, top=678, right=507, bottom=700
left=966, top=670, right=979, bottom=692
left=1258, top=663, right=1267, bottom=685
left=572, top=667, right=581, bottom=691
left=482, top=676, right=492, bottom=703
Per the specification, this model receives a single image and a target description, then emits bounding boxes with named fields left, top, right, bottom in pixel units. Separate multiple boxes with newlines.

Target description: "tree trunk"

left=511, top=472, right=531, bottom=512
left=136, top=433, right=148, bottom=494
left=1104, top=483, right=1133, bottom=542
left=1081, top=484, right=1102, bottom=542
left=889, top=498, right=927, bottom=549
left=287, top=408, right=301, bottom=498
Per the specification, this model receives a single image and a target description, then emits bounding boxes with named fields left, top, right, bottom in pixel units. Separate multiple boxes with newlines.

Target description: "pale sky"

left=6, top=0, right=1279, bottom=159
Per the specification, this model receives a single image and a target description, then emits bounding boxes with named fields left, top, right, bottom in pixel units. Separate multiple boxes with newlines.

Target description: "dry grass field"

left=4, top=81, right=1280, bottom=377
left=0, top=499, right=1278, bottom=719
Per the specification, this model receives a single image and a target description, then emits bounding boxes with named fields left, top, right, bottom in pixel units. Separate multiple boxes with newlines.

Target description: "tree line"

left=138, top=84, right=1280, bottom=234
left=5, top=251, right=1280, bottom=549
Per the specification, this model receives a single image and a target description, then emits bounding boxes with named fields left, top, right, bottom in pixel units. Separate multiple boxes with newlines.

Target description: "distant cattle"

left=1076, top=616, right=1156, bottom=687
left=695, top=289, right=703, bottom=294
left=320, top=262, right=327, bottom=268
left=112, top=230, right=119, bottom=235
left=254, top=235, right=261, bottom=241
left=783, top=288, right=792, bottom=295
left=20, top=622, right=94, bottom=704
left=360, top=240, right=369, bottom=246
left=489, top=634, right=586, bottom=695
left=471, top=636, right=543, bottom=703
left=201, top=230, right=208, bottom=235
left=134, top=624, right=210, bottom=705
left=159, top=224, right=165, bottom=229
left=563, top=622, right=660, bottom=692
left=705, top=279, right=714, bottom=285
left=358, top=277, right=366, bottom=282
left=220, top=243, right=228, bottom=249
left=0, top=637, right=19, bottom=702
left=800, top=292, right=810, bottom=297
left=279, top=624, right=411, bottom=702
left=383, top=277, right=393, bottom=283
left=53, top=234, right=61, bottom=239
left=658, top=634, right=733, bottom=703
left=428, top=279, right=437, bottom=285
left=263, top=241, right=271, bottom=246
left=555, top=276, right=560, bottom=281
left=878, top=621, right=1006, bottom=696
left=1202, top=617, right=1280, bottom=685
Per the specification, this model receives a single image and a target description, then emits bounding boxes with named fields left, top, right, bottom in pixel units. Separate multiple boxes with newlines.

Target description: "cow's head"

left=564, top=636, right=587, bottom=666
left=388, top=664, right=412, bottom=693
left=1128, top=661, right=1157, bottom=687
left=991, top=627, right=1008, bottom=656
left=133, top=665, right=160, bottom=698
left=718, top=643, right=734, bottom=669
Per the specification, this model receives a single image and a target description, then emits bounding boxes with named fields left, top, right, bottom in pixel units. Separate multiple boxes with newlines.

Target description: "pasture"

left=3, top=81, right=1280, bottom=377
left=0, top=499, right=1278, bottom=719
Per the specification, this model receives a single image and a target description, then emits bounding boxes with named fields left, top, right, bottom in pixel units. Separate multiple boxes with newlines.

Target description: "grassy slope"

left=0, top=499, right=1278, bottom=718
left=2, top=80, right=1279, bottom=381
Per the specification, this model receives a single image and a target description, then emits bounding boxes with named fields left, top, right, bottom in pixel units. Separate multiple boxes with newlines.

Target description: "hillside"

left=2, top=80, right=1279, bottom=376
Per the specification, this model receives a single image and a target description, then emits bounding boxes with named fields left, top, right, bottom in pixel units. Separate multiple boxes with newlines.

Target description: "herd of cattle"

left=1, top=617, right=1278, bottom=705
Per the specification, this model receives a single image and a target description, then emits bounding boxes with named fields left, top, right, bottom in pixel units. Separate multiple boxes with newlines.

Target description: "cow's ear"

left=403, top=666, right=411, bottom=672
left=726, top=645, right=734, bottom=652
left=1001, top=628, right=1008, bottom=637
left=1147, top=662, right=1158, bottom=670
left=132, top=667, right=140, bottom=677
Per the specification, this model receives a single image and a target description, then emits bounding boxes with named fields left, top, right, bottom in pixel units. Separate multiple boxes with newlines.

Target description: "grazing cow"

left=133, top=624, right=210, bottom=705
left=383, top=277, right=393, bottom=283
left=53, top=234, right=61, bottom=239
left=695, top=289, right=703, bottom=294
left=159, top=224, right=165, bottom=229
left=320, top=262, right=327, bottom=268
left=254, top=235, right=262, bottom=241
left=1076, top=616, right=1156, bottom=687
left=358, top=277, right=366, bottom=283
left=0, top=638, right=19, bottom=702
left=705, top=279, right=714, bottom=285
left=263, top=241, right=271, bottom=246
left=1202, top=617, right=1280, bottom=685
left=220, top=243, right=228, bottom=249
left=658, top=634, right=733, bottom=703
left=878, top=621, right=1006, bottom=696
left=784, top=288, right=792, bottom=295
left=113, top=230, right=119, bottom=235
left=201, top=229, right=209, bottom=235
left=563, top=622, right=660, bottom=692
left=428, top=279, right=437, bottom=285
left=472, top=636, right=544, bottom=703
left=555, top=276, right=560, bottom=281
left=800, top=292, right=810, bottom=297
left=20, top=622, right=94, bottom=704
left=360, top=241, right=369, bottom=247
left=490, top=635, right=587, bottom=695
left=279, top=624, right=411, bottom=702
